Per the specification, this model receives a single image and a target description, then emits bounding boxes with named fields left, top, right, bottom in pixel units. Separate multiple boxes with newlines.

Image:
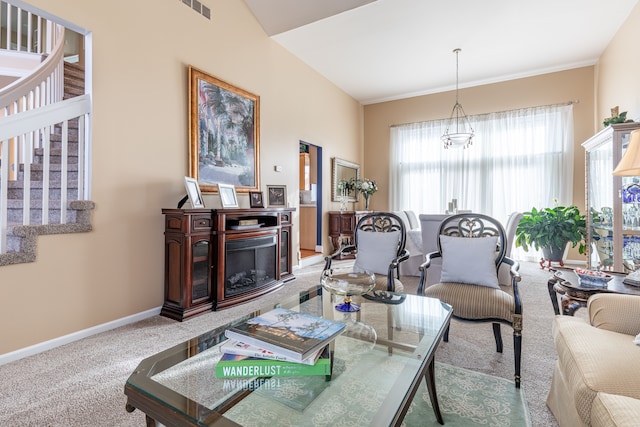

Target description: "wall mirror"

left=332, top=157, right=360, bottom=202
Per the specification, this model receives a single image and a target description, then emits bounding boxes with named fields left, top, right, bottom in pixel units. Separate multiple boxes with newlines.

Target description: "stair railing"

left=0, top=94, right=91, bottom=253
left=0, top=1, right=86, bottom=255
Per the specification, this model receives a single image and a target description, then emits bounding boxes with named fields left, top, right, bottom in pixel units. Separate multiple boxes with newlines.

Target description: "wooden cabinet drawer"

left=191, top=216, right=212, bottom=230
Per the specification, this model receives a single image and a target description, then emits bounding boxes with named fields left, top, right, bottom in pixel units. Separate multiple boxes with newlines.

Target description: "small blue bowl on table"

left=574, top=268, right=613, bottom=288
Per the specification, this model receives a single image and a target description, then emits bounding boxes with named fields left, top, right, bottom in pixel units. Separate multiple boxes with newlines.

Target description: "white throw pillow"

left=439, top=235, right=500, bottom=288
left=353, top=230, right=401, bottom=276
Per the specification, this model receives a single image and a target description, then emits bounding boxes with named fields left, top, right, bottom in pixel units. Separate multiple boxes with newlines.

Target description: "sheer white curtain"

left=390, top=104, right=574, bottom=258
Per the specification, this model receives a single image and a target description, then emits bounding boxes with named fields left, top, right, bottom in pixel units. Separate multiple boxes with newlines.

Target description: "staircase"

left=0, top=61, right=94, bottom=266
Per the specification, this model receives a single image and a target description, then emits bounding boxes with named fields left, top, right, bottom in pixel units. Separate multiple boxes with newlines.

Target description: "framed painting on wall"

left=189, top=65, right=260, bottom=193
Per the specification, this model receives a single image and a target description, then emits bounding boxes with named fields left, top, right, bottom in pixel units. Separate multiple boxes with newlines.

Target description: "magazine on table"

left=224, top=307, right=345, bottom=362
left=215, top=345, right=331, bottom=378
left=220, top=339, right=325, bottom=365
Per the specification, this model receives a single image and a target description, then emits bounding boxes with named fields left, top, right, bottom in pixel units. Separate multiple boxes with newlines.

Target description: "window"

left=390, top=104, right=574, bottom=228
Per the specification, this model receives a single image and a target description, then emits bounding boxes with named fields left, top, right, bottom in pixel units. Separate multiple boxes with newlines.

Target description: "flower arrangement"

left=355, top=178, right=378, bottom=196
left=354, top=178, right=377, bottom=209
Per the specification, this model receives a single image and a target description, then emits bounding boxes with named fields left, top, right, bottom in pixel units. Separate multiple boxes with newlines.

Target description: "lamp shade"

left=613, top=129, right=640, bottom=176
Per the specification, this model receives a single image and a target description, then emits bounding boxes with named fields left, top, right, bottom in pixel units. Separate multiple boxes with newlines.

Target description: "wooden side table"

left=547, top=269, right=640, bottom=316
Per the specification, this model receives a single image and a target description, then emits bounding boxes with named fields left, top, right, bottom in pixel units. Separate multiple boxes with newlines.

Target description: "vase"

left=340, top=188, right=347, bottom=211
left=364, top=193, right=370, bottom=210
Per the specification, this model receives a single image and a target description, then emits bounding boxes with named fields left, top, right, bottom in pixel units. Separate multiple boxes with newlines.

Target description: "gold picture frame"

left=189, top=66, right=260, bottom=193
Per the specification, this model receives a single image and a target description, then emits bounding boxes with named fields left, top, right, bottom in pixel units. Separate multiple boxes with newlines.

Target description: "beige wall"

left=0, top=0, right=363, bottom=355
left=364, top=67, right=596, bottom=215
left=596, top=1, right=640, bottom=127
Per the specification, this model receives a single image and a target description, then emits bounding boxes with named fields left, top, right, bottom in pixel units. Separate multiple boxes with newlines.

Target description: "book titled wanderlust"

left=220, top=339, right=324, bottom=365
left=224, top=307, right=345, bottom=362
left=215, top=346, right=331, bottom=378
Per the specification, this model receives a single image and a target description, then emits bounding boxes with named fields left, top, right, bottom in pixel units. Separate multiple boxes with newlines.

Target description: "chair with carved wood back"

left=324, top=212, right=409, bottom=292
left=418, top=213, right=523, bottom=387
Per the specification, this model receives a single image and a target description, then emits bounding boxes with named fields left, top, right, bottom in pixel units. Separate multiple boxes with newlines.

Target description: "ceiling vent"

left=181, top=0, right=211, bottom=20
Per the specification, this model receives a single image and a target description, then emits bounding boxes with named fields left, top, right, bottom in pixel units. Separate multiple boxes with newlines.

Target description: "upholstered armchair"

left=417, top=213, right=523, bottom=387
left=324, top=212, right=409, bottom=292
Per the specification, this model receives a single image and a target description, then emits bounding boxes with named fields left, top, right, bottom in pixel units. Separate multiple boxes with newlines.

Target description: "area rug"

left=403, top=362, right=532, bottom=427
left=220, top=358, right=531, bottom=427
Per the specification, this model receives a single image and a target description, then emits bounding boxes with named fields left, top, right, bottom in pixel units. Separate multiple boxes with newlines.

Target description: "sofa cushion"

left=552, top=316, right=640, bottom=426
left=589, top=293, right=640, bottom=336
left=591, top=393, right=640, bottom=427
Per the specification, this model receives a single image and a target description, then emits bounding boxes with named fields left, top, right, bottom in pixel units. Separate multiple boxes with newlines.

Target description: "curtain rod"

left=388, top=99, right=580, bottom=128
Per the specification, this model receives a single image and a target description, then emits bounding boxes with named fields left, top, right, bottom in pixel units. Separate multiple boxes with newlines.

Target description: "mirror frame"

left=332, top=157, right=360, bottom=202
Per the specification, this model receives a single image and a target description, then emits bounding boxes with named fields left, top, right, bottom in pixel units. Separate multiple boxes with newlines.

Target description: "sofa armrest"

left=588, top=293, right=640, bottom=336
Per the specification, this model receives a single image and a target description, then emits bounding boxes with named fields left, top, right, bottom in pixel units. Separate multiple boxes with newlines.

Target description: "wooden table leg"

left=547, top=279, right=561, bottom=315
left=424, top=356, right=444, bottom=425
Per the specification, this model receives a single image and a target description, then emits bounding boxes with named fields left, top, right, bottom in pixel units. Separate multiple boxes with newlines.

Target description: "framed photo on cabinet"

left=218, top=183, right=238, bottom=208
left=249, top=191, right=264, bottom=208
left=184, top=176, right=205, bottom=208
left=267, top=185, right=287, bottom=207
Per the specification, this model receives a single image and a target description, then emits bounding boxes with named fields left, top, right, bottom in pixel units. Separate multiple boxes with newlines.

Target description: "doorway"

left=299, top=141, right=323, bottom=263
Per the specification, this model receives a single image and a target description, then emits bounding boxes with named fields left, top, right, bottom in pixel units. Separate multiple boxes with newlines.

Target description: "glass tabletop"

left=125, top=286, right=452, bottom=426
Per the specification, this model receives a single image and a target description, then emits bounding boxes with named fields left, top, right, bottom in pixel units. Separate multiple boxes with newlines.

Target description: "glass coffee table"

left=124, top=286, right=452, bottom=426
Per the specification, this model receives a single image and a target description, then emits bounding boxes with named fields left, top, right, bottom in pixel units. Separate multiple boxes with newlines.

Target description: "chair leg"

left=492, top=323, right=503, bottom=353
left=514, top=329, right=522, bottom=388
left=443, top=325, right=449, bottom=342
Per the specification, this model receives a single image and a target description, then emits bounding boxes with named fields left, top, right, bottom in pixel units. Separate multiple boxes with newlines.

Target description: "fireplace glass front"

left=225, top=234, right=278, bottom=298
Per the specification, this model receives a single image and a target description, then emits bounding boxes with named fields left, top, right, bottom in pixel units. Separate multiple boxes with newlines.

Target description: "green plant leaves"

left=515, top=204, right=587, bottom=255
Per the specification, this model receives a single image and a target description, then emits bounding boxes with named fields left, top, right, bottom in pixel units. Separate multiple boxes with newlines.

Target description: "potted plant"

left=515, top=203, right=587, bottom=263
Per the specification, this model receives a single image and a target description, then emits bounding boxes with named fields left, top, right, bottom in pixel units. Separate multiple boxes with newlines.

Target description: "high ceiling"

left=244, top=0, right=639, bottom=105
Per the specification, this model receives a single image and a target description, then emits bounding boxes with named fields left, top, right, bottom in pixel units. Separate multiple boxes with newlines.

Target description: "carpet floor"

left=0, top=260, right=565, bottom=426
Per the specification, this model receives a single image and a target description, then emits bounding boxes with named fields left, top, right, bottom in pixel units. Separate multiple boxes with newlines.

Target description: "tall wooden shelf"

left=161, top=207, right=295, bottom=321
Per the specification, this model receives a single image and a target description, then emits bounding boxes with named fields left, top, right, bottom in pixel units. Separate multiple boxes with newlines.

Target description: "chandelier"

left=441, top=48, right=474, bottom=149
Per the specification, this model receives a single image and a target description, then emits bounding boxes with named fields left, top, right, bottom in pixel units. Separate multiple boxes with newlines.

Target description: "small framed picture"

left=267, top=185, right=287, bottom=207
left=218, top=183, right=238, bottom=208
left=184, top=176, right=205, bottom=208
left=249, top=191, right=264, bottom=208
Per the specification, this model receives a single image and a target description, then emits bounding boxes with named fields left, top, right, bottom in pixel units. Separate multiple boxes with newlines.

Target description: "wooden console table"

left=161, top=208, right=295, bottom=321
left=327, top=210, right=371, bottom=258
left=547, top=268, right=640, bottom=316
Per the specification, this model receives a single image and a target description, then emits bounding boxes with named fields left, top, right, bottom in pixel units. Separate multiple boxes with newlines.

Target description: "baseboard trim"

left=297, top=253, right=324, bottom=269
left=0, top=306, right=161, bottom=366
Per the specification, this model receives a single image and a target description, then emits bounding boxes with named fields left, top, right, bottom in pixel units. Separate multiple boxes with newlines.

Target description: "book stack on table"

left=216, top=307, right=346, bottom=378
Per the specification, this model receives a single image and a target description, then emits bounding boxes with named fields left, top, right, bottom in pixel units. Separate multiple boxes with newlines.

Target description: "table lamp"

left=613, top=129, right=640, bottom=176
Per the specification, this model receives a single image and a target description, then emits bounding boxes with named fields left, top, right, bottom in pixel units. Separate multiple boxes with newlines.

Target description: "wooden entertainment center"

left=160, top=207, right=295, bottom=321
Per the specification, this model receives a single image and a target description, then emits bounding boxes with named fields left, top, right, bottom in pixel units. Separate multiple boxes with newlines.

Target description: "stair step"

left=33, top=148, right=79, bottom=164
left=17, top=164, right=79, bottom=181
left=7, top=184, right=80, bottom=200
left=63, top=86, right=84, bottom=99
left=5, top=200, right=79, bottom=224
left=52, top=121, right=80, bottom=134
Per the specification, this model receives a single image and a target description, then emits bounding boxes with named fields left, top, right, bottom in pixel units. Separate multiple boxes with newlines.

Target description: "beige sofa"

left=547, top=293, right=640, bottom=426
